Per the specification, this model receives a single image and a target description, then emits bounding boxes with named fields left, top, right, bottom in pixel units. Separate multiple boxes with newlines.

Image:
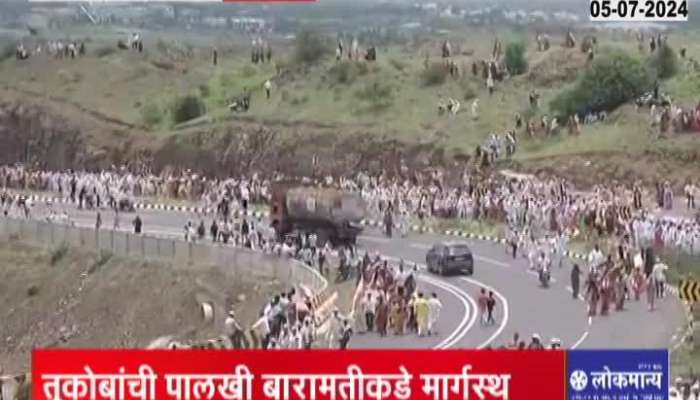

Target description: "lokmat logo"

left=569, top=370, right=589, bottom=392
left=567, top=350, right=669, bottom=400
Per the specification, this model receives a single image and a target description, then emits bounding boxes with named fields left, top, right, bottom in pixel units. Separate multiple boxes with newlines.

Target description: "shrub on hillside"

left=242, top=65, right=257, bottom=77
left=459, top=78, right=477, bottom=100
left=550, top=50, right=654, bottom=117
left=50, top=243, right=69, bottom=266
left=156, top=39, right=193, bottom=60
left=355, top=81, right=393, bottom=99
left=95, top=46, right=115, bottom=58
left=218, top=71, right=234, bottom=87
left=88, top=251, right=113, bottom=274
left=27, top=285, right=39, bottom=297
left=274, top=58, right=289, bottom=75
left=171, top=95, right=206, bottom=124
left=290, top=96, right=309, bottom=106
left=1, top=43, right=16, bottom=61
left=293, top=29, right=328, bottom=65
left=328, top=61, right=369, bottom=84
left=355, top=81, right=394, bottom=111
left=199, top=84, right=210, bottom=98
left=57, top=70, right=82, bottom=84
left=421, top=63, right=448, bottom=86
left=329, top=61, right=355, bottom=84
left=156, top=38, right=168, bottom=54
left=650, top=43, right=679, bottom=79
left=151, top=59, right=175, bottom=71
left=357, top=62, right=369, bottom=75
left=141, top=103, right=162, bottom=127
left=463, top=85, right=477, bottom=101
left=505, top=42, right=528, bottom=75
left=389, top=58, right=408, bottom=72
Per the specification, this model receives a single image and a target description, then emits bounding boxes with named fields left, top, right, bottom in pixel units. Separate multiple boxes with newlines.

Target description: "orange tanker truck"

left=270, top=183, right=366, bottom=246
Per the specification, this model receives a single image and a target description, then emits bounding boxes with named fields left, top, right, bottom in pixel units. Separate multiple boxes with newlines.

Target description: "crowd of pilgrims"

left=254, top=250, right=559, bottom=350
left=256, top=249, right=565, bottom=350
left=255, top=254, right=445, bottom=350
left=1, top=165, right=698, bottom=256
left=1, top=165, right=699, bottom=343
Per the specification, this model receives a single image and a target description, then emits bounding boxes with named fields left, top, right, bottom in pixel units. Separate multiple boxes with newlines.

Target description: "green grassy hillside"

left=1, top=26, right=699, bottom=180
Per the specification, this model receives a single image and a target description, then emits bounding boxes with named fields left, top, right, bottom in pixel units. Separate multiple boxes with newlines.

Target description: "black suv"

left=426, top=241, right=474, bottom=276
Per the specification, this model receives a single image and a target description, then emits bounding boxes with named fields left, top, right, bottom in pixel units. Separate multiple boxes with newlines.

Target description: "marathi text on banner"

left=32, top=350, right=566, bottom=400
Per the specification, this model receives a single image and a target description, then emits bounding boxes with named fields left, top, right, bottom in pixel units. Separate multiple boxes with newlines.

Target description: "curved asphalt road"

left=21, top=200, right=687, bottom=351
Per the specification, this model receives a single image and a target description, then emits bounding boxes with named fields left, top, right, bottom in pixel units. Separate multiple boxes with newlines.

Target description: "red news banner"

left=33, top=350, right=564, bottom=400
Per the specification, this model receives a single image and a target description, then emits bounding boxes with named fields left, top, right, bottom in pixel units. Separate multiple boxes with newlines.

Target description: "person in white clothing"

left=690, top=381, right=700, bottom=400
left=289, top=325, right=303, bottom=349
left=427, top=292, right=443, bottom=336
left=651, top=258, right=668, bottom=299
left=278, top=325, right=290, bottom=349
left=301, top=318, right=315, bottom=349
left=685, top=180, right=696, bottom=209
left=326, top=309, right=343, bottom=349
left=587, top=244, right=604, bottom=272
left=184, top=221, right=194, bottom=242
left=224, top=310, right=247, bottom=349
left=251, top=313, right=270, bottom=347
left=362, top=291, right=377, bottom=332
left=527, top=238, right=538, bottom=270
left=552, top=234, right=566, bottom=269
left=264, top=80, right=272, bottom=100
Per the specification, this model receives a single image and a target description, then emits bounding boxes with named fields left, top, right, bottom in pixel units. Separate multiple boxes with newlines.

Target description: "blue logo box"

left=568, top=350, right=669, bottom=400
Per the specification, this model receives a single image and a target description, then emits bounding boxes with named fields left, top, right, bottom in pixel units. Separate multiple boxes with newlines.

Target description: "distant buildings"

left=411, top=2, right=585, bottom=27
left=495, top=8, right=582, bottom=24
left=415, top=2, right=438, bottom=12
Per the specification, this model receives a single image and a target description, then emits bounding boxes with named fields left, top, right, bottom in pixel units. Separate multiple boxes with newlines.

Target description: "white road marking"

left=422, top=275, right=478, bottom=349
left=358, top=235, right=392, bottom=244
left=564, top=285, right=593, bottom=327
left=474, top=255, right=510, bottom=268
left=571, top=331, right=589, bottom=349
left=459, top=276, right=509, bottom=349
